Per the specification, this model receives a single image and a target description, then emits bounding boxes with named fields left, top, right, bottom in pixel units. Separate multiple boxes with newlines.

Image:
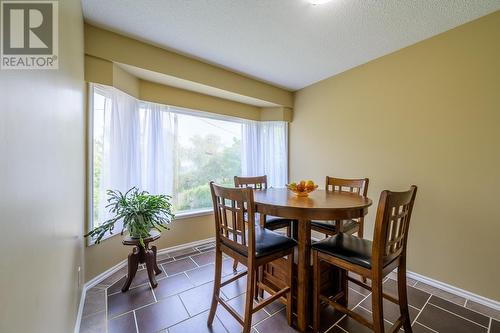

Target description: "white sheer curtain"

left=241, top=121, right=289, bottom=187
left=140, top=102, right=174, bottom=195
left=90, top=83, right=289, bottom=231
left=98, top=85, right=141, bottom=224
left=92, top=84, right=175, bottom=226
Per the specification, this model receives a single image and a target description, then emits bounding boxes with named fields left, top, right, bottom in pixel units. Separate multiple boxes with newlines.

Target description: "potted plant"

left=85, top=187, right=175, bottom=247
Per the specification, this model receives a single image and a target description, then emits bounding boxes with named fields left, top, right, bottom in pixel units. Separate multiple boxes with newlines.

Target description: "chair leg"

left=255, top=266, right=263, bottom=300
left=258, top=266, right=264, bottom=299
left=232, top=258, right=238, bottom=272
left=242, top=265, right=256, bottom=333
left=339, top=268, right=349, bottom=307
left=312, top=251, right=321, bottom=333
left=371, top=274, right=385, bottom=333
left=286, top=252, right=294, bottom=326
left=398, top=264, right=412, bottom=332
left=207, top=246, right=223, bottom=326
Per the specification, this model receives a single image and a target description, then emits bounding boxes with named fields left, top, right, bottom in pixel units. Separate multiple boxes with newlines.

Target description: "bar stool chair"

left=207, top=182, right=296, bottom=333
left=312, top=185, right=417, bottom=333
left=311, top=176, right=369, bottom=238
left=234, top=175, right=296, bottom=271
left=234, top=175, right=295, bottom=235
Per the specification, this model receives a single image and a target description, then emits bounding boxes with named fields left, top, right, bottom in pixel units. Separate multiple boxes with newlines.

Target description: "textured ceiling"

left=82, top=0, right=500, bottom=91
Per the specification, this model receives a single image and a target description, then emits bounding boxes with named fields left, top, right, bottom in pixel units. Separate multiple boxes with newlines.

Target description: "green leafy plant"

left=85, top=187, right=175, bottom=247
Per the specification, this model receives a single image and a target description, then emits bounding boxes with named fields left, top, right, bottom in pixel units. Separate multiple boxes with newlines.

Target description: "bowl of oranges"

left=287, top=180, right=318, bottom=197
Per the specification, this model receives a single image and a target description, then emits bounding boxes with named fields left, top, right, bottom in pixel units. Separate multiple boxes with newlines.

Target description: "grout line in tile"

left=415, top=321, right=439, bottom=333
left=332, top=324, right=349, bottom=333
left=488, top=317, right=492, bottom=333
left=428, top=303, right=489, bottom=329
left=409, top=303, right=420, bottom=312
left=177, top=292, right=194, bottom=319
left=151, top=284, right=158, bottom=303
left=133, top=310, right=139, bottom=333
left=330, top=314, right=348, bottom=331
left=327, top=284, right=374, bottom=333
left=108, top=309, right=134, bottom=320
left=107, top=281, right=150, bottom=297
left=252, top=307, right=286, bottom=328
left=188, top=256, right=200, bottom=268
left=216, top=311, right=234, bottom=333
left=357, top=304, right=397, bottom=327
left=109, top=298, right=157, bottom=320
left=348, top=286, right=366, bottom=298
left=261, top=305, right=271, bottom=316
left=411, top=294, right=431, bottom=326
left=429, top=295, right=495, bottom=325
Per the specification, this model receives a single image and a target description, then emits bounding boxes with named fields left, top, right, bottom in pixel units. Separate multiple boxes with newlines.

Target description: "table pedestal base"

left=260, top=256, right=341, bottom=331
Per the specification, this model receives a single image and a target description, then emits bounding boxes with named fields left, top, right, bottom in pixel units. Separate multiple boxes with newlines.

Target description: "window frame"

left=87, top=84, right=114, bottom=245
left=87, top=84, right=288, bottom=246
left=86, top=85, right=247, bottom=245
left=164, top=105, right=245, bottom=213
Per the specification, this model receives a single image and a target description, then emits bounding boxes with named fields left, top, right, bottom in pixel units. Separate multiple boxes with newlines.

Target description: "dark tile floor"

left=80, top=241, right=500, bottom=333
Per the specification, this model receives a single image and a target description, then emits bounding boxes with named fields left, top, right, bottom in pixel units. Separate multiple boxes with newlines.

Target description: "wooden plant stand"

left=121, top=232, right=162, bottom=292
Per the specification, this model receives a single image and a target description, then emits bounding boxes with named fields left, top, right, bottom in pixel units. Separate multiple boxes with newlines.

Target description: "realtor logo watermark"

left=1, top=1, right=58, bottom=69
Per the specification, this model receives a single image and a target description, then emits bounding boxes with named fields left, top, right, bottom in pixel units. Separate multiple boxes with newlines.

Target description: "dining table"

left=253, top=188, right=373, bottom=332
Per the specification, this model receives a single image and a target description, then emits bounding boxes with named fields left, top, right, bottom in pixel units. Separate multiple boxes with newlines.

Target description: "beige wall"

left=139, top=80, right=261, bottom=121
left=84, top=55, right=290, bottom=121
left=291, top=11, right=500, bottom=300
left=0, top=0, right=85, bottom=332
left=85, top=214, right=215, bottom=281
left=113, top=63, right=140, bottom=98
left=84, top=24, right=293, bottom=107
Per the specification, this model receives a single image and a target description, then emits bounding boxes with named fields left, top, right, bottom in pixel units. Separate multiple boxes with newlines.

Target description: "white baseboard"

left=73, top=285, right=87, bottom=333
left=74, top=237, right=215, bottom=332
left=407, top=271, right=500, bottom=311
left=75, top=237, right=499, bottom=331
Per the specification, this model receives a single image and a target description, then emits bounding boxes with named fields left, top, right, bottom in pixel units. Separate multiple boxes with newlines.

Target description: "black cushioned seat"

left=311, top=219, right=358, bottom=234
left=255, top=227, right=297, bottom=257
left=228, top=227, right=297, bottom=258
left=245, top=212, right=295, bottom=231
left=312, top=233, right=390, bottom=269
left=264, top=215, right=294, bottom=230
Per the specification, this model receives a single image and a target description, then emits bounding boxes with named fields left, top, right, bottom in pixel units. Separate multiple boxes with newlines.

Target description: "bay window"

left=88, top=84, right=288, bottom=238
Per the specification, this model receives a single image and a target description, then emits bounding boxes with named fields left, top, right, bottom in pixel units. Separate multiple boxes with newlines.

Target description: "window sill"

left=175, top=208, right=214, bottom=219
left=86, top=209, right=214, bottom=247
left=86, top=230, right=121, bottom=247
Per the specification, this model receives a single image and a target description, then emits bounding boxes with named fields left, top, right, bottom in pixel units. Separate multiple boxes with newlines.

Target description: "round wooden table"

left=254, top=188, right=372, bottom=332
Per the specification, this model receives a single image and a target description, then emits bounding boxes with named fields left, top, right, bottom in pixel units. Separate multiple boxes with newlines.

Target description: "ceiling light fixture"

left=308, top=0, right=332, bottom=5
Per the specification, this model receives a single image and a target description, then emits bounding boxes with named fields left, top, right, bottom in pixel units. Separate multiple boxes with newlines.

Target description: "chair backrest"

left=325, top=177, right=369, bottom=230
left=372, top=185, right=418, bottom=269
left=234, top=175, right=268, bottom=189
left=210, top=181, right=256, bottom=258
left=325, top=176, right=369, bottom=196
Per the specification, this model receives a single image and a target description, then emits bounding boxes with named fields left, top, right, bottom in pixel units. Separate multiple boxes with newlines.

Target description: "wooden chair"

left=234, top=175, right=295, bottom=236
left=312, top=185, right=417, bottom=333
left=207, top=182, right=296, bottom=333
left=311, top=177, right=369, bottom=238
